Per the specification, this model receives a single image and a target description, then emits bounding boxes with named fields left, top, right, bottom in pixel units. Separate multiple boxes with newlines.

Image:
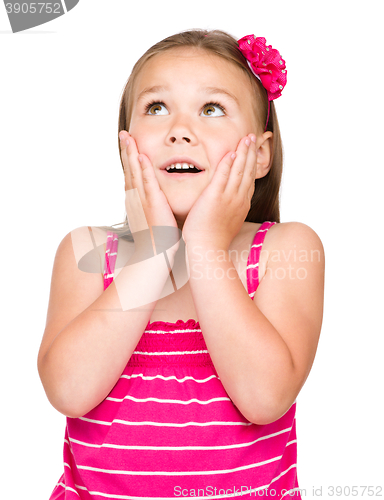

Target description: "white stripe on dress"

left=68, top=426, right=293, bottom=451
left=77, top=416, right=253, bottom=427
left=72, top=462, right=297, bottom=500
left=145, top=328, right=202, bottom=334
left=56, top=482, right=80, bottom=497
left=62, top=470, right=296, bottom=500
left=77, top=455, right=292, bottom=476
left=132, top=350, right=209, bottom=355
left=120, top=373, right=218, bottom=383
left=105, top=395, right=231, bottom=404
left=247, top=262, right=259, bottom=269
left=77, top=453, right=283, bottom=475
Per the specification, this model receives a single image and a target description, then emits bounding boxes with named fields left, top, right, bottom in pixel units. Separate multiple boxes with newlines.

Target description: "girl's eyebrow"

left=201, top=86, right=240, bottom=106
left=137, top=85, right=167, bottom=102
left=136, top=85, right=239, bottom=106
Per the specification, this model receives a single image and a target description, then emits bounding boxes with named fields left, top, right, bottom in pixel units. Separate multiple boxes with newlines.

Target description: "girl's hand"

left=119, top=131, right=180, bottom=255
left=182, top=134, right=257, bottom=251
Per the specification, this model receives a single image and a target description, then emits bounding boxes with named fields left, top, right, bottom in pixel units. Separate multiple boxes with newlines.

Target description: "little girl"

left=38, top=29, right=325, bottom=500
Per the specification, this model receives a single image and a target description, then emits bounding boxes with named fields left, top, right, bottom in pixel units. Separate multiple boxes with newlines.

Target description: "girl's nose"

left=167, top=114, right=196, bottom=145
left=169, top=136, right=191, bottom=143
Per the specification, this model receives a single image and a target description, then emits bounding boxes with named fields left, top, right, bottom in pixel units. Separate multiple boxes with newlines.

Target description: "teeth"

left=165, top=163, right=201, bottom=172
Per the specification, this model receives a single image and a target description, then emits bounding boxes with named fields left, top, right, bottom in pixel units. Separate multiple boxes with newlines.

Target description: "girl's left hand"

left=182, top=134, right=257, bottom=251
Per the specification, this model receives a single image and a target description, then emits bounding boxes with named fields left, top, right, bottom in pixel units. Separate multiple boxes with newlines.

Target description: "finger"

left=122, top=133, right=147, bottom=200
left=120, top=136, right=148, bottom=233
left=119, top=131, right=133, bottom=190
left=239, top=134, right=258, bottom=195
left=119, top=130, right=130, bottom=159
left=224, top=136, right=250, bottom=194
left=210, top=151, right=237, bottom=193
left=137, top=153, right=162, bottom=197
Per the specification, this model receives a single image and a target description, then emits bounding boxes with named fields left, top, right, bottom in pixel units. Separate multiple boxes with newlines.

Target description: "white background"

left=1, top=0, right=383, bottom=498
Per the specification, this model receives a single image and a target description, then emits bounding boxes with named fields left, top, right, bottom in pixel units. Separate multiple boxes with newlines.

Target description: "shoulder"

left=246, top=221, right=324, bottom=286
left=264, top=221, right=324, bottom=257
left=259, top=222, right=325, bottom=290
left=46, top=226, right=109, bottom=325
left=69, top=225, right=109, bottom=245
left=67, top=225, right=135, bottom=278
left=241, top=220, right=324, bottom=257
left=67, top=226, right=110, bottom=275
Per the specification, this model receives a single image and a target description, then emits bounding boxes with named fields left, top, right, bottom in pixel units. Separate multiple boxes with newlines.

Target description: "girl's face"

left=128, top=47, right=263, bottom=226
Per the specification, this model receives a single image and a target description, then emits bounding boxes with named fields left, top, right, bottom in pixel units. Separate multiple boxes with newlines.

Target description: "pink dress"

left=49, top=221, right=301, bottom=499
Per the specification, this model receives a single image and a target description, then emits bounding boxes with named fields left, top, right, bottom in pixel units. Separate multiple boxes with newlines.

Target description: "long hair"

left=102, top=28, right=283, bottom=239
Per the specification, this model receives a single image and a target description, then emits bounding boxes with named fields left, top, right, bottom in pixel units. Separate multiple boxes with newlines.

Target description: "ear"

left=255, top=131, right=273, bottom=179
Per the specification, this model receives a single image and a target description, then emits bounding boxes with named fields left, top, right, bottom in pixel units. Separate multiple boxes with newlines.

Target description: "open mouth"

left=161, top=163, right=205, bottom=178
left=165, top=163, right=203, bottom=174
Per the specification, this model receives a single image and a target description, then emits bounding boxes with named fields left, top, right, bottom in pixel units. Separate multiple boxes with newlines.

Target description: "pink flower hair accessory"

left=237, top=35, right=287, bottom=130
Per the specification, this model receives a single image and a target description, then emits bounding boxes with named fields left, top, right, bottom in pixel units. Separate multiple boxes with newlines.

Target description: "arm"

left=186, top=222, right=325, bottom=425
left=37, top=227, right=176, bottom=418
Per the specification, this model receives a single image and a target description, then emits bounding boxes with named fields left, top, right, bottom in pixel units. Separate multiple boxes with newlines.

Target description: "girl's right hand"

left=119, top=131, right=180, bottom=255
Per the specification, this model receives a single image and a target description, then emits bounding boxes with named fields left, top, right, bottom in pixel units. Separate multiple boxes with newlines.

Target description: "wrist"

left=185, top=242, right=230, bottom=269
left=186, top=240, right=228, bottom=256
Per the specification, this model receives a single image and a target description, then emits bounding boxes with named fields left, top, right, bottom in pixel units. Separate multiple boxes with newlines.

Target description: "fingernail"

left=231, top=153, right=236, bottom=160
left=245, top=139, right=251, bottom=147
left=251, top=135, right=257, bottom=143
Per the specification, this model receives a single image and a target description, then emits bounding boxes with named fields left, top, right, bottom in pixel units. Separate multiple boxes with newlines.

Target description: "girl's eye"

left=201, top=102, right=226, bottom=117
left=145, top=101, right=168, bottom=115
left=144, top=101, right=226, bottom=116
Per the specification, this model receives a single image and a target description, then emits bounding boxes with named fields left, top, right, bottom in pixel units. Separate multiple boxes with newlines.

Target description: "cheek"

left=215, top=125, right=243, bottom=151
left=129, top=126, right=157, bottom=155
left=211, top=136, right=240, bottom=161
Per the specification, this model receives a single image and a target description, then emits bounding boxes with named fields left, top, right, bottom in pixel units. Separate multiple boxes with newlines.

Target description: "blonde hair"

left=102, top=28, right=283, bottom=239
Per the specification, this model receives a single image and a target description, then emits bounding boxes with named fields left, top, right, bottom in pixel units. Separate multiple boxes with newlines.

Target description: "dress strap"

left=103, top=231, right=119, bottom=290
left=246, top=221, right=276, bottom=299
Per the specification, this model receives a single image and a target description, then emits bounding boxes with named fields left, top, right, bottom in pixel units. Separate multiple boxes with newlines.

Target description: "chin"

left=170, top=204, right=192, bottom=221
left=166, top=191, right=199, bottom=213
